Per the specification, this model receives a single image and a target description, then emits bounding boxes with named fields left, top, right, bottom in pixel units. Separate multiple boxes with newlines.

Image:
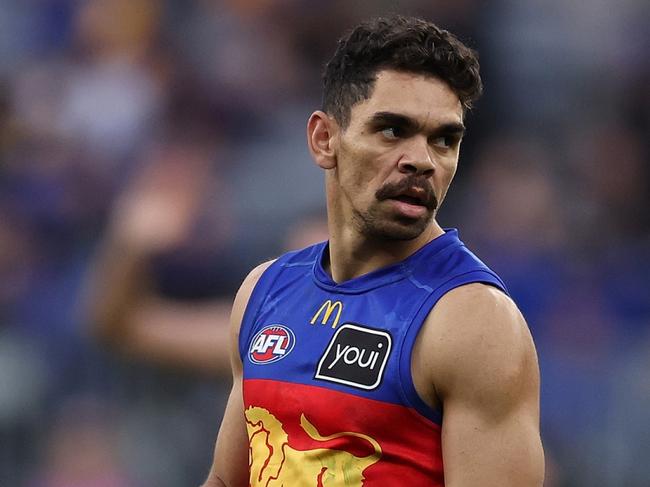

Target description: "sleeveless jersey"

left=239, top=229, right=507, bottom=486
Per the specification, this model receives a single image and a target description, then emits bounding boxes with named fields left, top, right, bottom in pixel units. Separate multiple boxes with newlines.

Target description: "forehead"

left=350, top=69, right=463, bottom=127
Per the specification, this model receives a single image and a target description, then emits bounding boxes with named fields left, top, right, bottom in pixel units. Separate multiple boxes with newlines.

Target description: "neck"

left=325, top=220, right=445, bottom=283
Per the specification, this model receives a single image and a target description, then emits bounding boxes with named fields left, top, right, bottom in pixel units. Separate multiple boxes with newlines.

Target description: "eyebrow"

left=368, top=111, right=466, bottom=137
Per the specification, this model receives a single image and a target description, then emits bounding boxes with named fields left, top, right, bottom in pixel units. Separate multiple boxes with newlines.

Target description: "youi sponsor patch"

left=315, top=323, right=391, bottom=390
left=249, top=325, right=296, bottom=365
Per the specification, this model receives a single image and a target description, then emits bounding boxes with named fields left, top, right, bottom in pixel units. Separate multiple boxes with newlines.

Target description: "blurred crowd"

left=0, top=1, right=648, bottom=486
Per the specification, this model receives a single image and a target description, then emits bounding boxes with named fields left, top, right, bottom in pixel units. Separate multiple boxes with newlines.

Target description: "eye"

left=430, top=135, right=458, bottom=149
left=380, top=127, right=403, bottom=139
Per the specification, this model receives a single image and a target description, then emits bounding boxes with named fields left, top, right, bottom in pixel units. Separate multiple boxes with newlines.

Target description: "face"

left=330, top=70, right=465, bottom=241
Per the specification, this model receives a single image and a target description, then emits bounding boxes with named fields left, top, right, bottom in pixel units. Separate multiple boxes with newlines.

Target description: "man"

left=203, top=16, right=543, bottom=486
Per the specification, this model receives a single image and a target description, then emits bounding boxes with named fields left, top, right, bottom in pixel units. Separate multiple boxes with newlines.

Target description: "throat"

left=325, top=212, right=444, bottom=283
left=327, top=234, right=430, bottom=283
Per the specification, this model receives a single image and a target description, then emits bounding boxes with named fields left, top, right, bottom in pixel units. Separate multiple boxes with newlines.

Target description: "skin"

left=83, top=156, right=232, bottom=375
left=84, top=235, right=232, bottom=374
left=203, top=70, right=544, bottom=486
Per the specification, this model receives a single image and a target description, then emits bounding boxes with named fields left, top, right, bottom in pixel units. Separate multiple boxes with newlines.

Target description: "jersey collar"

left=312, top=229, right=460, bottom=294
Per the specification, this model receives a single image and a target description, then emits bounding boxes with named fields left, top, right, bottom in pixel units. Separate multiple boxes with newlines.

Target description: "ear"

left=307, top=110, right=338, bottom=170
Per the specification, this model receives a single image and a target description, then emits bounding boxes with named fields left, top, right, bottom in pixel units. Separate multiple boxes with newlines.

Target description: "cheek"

left=441, top=155, right=458, bottom=178
left=340, top=145, right=388, bottom=190
left=434, top=159, right=458, bottom=192
left=445, top=163, right=458, bottom=184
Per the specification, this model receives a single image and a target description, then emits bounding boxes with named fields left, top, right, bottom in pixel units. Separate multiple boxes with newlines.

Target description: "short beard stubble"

left=353, top=174, right=439, bottom=241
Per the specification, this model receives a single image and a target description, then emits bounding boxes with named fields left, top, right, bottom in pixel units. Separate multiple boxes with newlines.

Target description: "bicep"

left=208, top=379, right=249, bottom=487
left=203, top=260, right=275, bottom=487
left=205, top=326, right=248, bottom=486
left=442, top=390, right=543, bottom=486
left=427, top=285, right=544, bottom=486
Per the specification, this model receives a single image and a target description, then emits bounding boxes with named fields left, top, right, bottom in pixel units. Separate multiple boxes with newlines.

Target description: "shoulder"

left=410, top=231, right=506, bottom=293
left=227, top=260, right=277, bottom=375
left=420, top=283, right=538, bottom=415
left=231, top=241, right=326, bottom=332
left=231, top=260, right=277, bottom=325
left=430, top=282, right=523, bottom=338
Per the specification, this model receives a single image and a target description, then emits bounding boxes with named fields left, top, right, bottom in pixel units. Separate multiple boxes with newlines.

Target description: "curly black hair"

left=322, top=16, right=482, bottom=128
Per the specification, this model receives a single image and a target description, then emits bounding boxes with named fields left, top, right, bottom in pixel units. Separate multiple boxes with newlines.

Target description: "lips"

left=376, top=176, right=437, bottom=211
left=392, top=187, right=429, bottom=206
left=392, top=194, right=425, bottom=206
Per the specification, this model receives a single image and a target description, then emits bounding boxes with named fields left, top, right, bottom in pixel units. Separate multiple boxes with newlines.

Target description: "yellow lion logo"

left=245, top=406, right=382, bottom=486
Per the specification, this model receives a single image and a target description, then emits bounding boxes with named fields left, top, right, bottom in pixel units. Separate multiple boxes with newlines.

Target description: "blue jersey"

left=239, top=229, right=507, bottom=486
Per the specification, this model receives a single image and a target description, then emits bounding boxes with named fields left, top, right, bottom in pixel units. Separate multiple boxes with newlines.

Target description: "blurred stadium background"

left=0, top=1, right=648, bottom=486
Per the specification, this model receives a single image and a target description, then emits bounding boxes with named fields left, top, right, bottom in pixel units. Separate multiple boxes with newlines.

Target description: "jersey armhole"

left=398, top=269, right=508, bottom=425
left=237, top=260, right=285, bottom=359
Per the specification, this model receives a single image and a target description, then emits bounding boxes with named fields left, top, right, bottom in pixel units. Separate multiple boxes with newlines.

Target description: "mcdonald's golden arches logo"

left=310, top=300, right=343, bottom=329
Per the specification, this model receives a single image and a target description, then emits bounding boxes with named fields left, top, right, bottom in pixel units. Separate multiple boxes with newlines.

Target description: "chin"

left=364, top=219, right=430, bottom=241
left=353, top=206, right=433, bottom=241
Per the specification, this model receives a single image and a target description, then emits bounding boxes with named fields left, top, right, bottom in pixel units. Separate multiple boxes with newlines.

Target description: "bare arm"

left=82, top=153, right=233, bottom=375
left=414, top=283, right=544, bottom=486
left=202, top=260, right=275, bottom=487
left=83, top=235, right=234, bottom=375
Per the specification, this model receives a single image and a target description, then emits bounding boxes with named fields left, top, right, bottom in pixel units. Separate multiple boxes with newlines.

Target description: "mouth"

left=386, top=185, right=436, bottom=210
left=386, top=191, right=431, bottom=219
left=390, top=194, right=426, bottom=206
left=375, top=176, right=438, bottom=219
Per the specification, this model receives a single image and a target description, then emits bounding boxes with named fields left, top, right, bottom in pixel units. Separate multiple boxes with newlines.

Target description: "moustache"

left=375, top=175, right=438, bottom=211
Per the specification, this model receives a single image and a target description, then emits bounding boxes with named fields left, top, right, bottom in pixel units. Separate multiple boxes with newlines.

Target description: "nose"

left=397, top=136, right=435, bottom=177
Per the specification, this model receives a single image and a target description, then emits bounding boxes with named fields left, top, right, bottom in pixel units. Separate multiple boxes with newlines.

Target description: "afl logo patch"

left=249, top=325, right=296, bottom=365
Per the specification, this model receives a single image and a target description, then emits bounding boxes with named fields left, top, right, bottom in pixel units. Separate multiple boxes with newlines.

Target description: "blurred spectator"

left=83, top=130, right=235, bottom=375
left=566, top=123, right=649, bottom=248
left=454, top=135, right=568, bottom=332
